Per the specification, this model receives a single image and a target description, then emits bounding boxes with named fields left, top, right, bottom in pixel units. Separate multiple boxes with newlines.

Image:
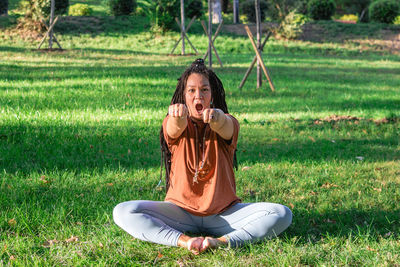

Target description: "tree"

left=212, top=0, right=222, bottom=23
left=0, top=0, right=8, bottom=16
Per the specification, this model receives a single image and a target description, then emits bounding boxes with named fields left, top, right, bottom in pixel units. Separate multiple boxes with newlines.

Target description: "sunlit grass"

left=1, top=10, right=400, bottom=266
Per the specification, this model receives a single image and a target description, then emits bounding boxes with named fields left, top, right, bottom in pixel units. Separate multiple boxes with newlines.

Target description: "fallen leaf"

left=42, top=239, right=59, bottom=247
left=289, top=203, right=294, bottom=209
left=308, top=136, right=316, bottom=143
left=157, top=251, right=163, bottom=258
left=177, top=259, right=185, bottom=267
left=324, top=218, right=337, bottom=224
left=241, top=166, right=251, bottom=171
left=106, top=183, right=113, bottom=187
left=76, top=222, right=83, bottom=226
left=272, top=138, right=280, bottom=141
left=40, top=175, right=49, bottom=184
left=8, top=218, right=16, bottom=226
left=65, top=236, right=79, bottom=243
left=384, top=232, right=392, bottom=237
left=321, top=182, right=338, bottom=189
left=127, top=149, right=131, bottom=155
left=98, top=242, right=104, bottom=248
left=373, top=187, right=382, bottom=192
left=366, top=246, right=376, bottom=252
left=9, top=255, right=16, bottom=261
left=310, top=191, right=317, bottom=195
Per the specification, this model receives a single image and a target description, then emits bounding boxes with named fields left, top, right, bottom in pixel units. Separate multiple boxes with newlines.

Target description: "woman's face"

left=184, top=73, right=212, bottom=120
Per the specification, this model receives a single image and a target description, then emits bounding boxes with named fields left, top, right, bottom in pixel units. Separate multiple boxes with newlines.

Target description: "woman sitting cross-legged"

left=113, top=59, right=292, bottom=254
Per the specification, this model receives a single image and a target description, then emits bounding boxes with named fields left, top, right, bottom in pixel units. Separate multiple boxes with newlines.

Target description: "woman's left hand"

left=203, top=108, right=223, bottom=124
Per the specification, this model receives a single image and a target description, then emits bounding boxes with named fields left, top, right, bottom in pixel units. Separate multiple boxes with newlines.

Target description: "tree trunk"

left=0, top=0, right=8, bottom=16
left=233, top=0, right=239, bottom=24
left=212, top=0, right=222, bottom=24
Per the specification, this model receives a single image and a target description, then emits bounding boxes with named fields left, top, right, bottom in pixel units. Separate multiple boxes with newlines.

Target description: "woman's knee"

left=113, top=200, right=143, bottom=226
left=275, top=204, right=292, bottom=229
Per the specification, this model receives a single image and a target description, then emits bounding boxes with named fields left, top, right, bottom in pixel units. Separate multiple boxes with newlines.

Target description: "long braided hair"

left=159, top=58, right=238, bottom=192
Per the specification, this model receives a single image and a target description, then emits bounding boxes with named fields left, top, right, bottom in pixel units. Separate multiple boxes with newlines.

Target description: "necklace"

left=193, top=122, right=208, bottom=184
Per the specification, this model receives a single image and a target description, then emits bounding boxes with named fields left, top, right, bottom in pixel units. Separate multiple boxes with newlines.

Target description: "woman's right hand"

left=168, top=103, right=188, bottom=119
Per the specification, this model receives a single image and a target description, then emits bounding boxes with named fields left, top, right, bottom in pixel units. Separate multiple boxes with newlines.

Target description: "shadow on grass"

left=0, top=123, right=162, bottom=174
left=285, top=208, right=400, bottom=242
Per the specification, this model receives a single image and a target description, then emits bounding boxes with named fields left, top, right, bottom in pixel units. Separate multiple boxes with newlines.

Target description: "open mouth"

left=195, top=103, right=203, bottom=113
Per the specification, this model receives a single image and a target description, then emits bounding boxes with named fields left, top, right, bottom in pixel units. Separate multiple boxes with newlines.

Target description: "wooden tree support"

left=38, top=16, right=62, bottom=50
left=240, top=25, right=275, bottom=92
left=170, top=16, right=198, bottom=55
left=201, top=20, right=223, bottom=68
left=239, top=31, right=271, bottom=89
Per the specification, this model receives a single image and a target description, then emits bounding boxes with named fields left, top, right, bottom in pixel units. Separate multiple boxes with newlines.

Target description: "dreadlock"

left=159, top=58, right=238, bottom=192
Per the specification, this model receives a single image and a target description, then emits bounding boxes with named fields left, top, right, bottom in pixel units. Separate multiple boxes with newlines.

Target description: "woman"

left=113, top=59, right=292, bottom=254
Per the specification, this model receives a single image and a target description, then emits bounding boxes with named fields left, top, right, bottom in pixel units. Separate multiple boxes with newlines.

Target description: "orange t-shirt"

left=162, top=115, right=241, bottom=216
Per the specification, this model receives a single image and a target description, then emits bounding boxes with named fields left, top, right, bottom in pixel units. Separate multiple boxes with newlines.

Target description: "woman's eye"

left=202, top=88, right=209, bottom=92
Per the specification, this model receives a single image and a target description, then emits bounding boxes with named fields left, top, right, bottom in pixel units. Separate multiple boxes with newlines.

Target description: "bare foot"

left=178, top=235, right=205, bottom=255
left=199, top=236, right=228, bottom=252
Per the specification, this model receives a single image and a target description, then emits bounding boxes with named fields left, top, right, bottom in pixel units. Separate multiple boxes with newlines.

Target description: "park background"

left=1, top=0, right=400, bottom=265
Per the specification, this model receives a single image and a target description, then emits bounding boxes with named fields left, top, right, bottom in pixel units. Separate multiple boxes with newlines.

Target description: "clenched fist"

left=168, top=103, right=188, bottom=119
left=203, top=108, right=224, bottom=124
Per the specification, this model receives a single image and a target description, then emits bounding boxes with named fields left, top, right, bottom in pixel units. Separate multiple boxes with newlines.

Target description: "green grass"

left=1, top=9, right=400, bottom=267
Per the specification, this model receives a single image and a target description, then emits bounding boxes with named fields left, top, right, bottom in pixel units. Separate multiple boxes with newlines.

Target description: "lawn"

left=1, top=6, right=400, bottom=266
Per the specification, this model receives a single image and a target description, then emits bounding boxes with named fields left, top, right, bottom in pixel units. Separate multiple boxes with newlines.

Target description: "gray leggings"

left=113, top=200, right=292, bottom=247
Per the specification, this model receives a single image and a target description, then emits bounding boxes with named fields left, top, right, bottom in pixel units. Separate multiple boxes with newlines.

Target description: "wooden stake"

left=38, top=16, right=60, bottom=49
left=201, top=20, right=223, bottom=67
left=174, top=17, right=198, bottom=54
left=203, top=20, right=223, bottom=59
left=239, top=31, right=271, bottom=89
left=255, top=0, right=262, bottom=88
left=180, top=0, right=185, bottom=55
left=208, top=0, right=212, bottom=68
left=49, top=0, right=55, bottom=49
left=244, top=25, right=275, bottom=91
left=41, top=19, right=63, bottom=49
left=170, top=16, right=197, bottom=54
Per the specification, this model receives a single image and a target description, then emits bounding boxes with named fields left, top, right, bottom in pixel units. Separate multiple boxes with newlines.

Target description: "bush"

left=394, top=15, right=400, bottom=25
left=68, top=3, right=93, bottom=16
left=241, top=0, right=268, bottom=23
left=137, top=0, right=203, bottom=31
left=369, top=0, right=400, bottom=24
left=109, top=0, right=136, bottom=16
left=187, top=0, right=202, bottom=19
left=42, top=0, right=70, bottom=16
left=266, top=0, right=305, bottom=21
left=308, top=0, right=336, bottom=20
left=339, top=14, right=359, bottom=22
left=0, top=0, right=8, bottom=15
left=277, top=11, right=309, bottom=39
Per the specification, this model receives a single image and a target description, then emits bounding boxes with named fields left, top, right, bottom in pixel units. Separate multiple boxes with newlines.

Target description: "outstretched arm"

left=203, top=108, right=234, bottom=140
left=166, top=104, right=188, bottom=139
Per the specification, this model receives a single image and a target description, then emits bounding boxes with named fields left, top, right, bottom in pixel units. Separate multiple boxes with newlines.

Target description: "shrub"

left=42, top=0, right=70, bottom=16
left=266, top=0, right=305, bottom=21
left=186, top=0, right=202, bottom=19
left=394, top=15, right=400, bottom=25
left=308, top=0, right=336, bottom=20
left=137, top=0, right=203, bottom=31
left=241, top=0, right=268, bottom=23
left=277, top=11, right=309, bottom=39
left=109, top=0, right=136, bottom=16
left=369, top=0, right=400, bottom=24
left=68, top=3, right=93, bottom=16
left=0, top=0, right=8, bottom=15
left=339, top=14, right=359, bottom=22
